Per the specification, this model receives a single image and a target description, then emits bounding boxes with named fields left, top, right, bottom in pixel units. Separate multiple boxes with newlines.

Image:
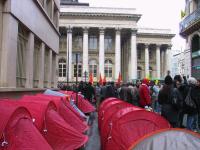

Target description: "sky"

left=79, top=0, right=186, bottom=53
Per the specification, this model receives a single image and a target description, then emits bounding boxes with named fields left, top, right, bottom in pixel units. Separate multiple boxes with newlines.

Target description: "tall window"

left=89, top=35, right=97, bottom=50
left=74, top=64, right=82, bottom=77
left=74, top=36, right=82, bottom=50
left=137, top=66, right=142, bottom=79
left=104, top=60, right=113, bottom=78
left=16, top=25, right=28, bottom=87
left=105, top=36, right=112, bottom=51
left=33, top=38, right=41, bottom=88
left=72, top=53, right=82, bottom=63
left=89, top=60, right=97, bottom=77
left=59, top=59, right=66, bottom=77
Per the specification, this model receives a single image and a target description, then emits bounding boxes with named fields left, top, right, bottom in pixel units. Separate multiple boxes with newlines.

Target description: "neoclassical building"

left=59, top=0, right=175, bottom=82
left=0, top=0, right=60, bottom=97
left=180, top=0, right=200, bottom=79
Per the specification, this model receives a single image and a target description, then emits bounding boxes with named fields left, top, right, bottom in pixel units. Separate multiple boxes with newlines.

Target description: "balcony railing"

left=180, top=7, right=200, bottom=33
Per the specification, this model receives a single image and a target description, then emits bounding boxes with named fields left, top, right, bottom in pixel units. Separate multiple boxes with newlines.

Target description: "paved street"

left=85, top=112, right=101, bottom=150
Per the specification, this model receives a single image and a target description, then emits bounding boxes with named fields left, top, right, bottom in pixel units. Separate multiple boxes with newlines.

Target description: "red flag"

left=103, top=75, right=107, bottom=84
left=117, top=72, right=122, bottom=85
left=99, top=73, right=103, bottom=85
left=89, top=72, right=94, bottom=85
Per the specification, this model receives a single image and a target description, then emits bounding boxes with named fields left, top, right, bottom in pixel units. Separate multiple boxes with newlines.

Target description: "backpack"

left=170, top=88, right=183, bottom=109
left=184, top=87, right=196, bottom=109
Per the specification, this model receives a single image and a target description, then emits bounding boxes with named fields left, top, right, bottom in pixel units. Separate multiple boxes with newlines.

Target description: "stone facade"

left=0, top=0, right=60, bottom=94
left=59, top=5, right=175, bottom=82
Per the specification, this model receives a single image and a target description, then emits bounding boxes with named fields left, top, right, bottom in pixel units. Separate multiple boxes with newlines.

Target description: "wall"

left=10, top=0, right=59, bottom=53
left=0, top=1, right=3, bottom=62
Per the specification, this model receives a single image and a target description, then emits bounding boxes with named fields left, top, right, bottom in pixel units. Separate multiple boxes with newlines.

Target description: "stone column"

left=161, top=49, right=165, bottom=77
left=54, top=54, right=58, bottom=88
left=156, top=44, right=161, bottom=79
left=165, top=45, right=172, bottom=75
left=115, top=28, right=121, bottom=80
left=99, top=28, right=105, bottom=77
left=130, top=29, right=137, bottom=80
left=82, top=27, right=89, bottom=74
left=48, top=50, right=52, bottom=88
left=145, top=44, right=149, bottom=77
left=25, top=32, right=34, bottom=88
left=38, top=43, right=45, bottom=88
left=66, top=27, right=72, bottom=81
left=0, top=14, right=18, bottom=87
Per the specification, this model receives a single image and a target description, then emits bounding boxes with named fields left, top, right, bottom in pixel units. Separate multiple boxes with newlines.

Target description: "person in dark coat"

left=158, top=75, right=179, bottom=127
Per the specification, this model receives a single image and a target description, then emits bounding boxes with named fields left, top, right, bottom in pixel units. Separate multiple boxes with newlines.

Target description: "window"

left=137, top=50, right=142, bottom=60
left=59, top=59, right=66, bottom=77
left=74, top=64, right=82, bottom=77
left=16, top=25, right=28, bottom=87
left=74, top=36, right=82, bottom=50
left=89, top=60, right=97, bottom=77
left=89, top=36, right=97, bottom=50
left=105, top=36, right=112, bottom=51
left=33, top=38, right=41, bottom=88
left=104, top=60, right=112, bottom=78
left=137, top=66, right=142, bottom=79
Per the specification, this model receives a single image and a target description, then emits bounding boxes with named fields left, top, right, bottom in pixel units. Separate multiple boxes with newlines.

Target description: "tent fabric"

left=104, top=109, right=171, bottom=150
left=100, top=102, right=140, bottom=149
left=19, top=98, right=57, bottom=131
left=29, top=95, right=89, bottom=133
left=18, top=98, right=88, bottom=150
left=98, top=97, right=120, bottom=127
left=129, top=128, right=200, bottom=150
left=0, top=101, right=52, bottom=150
left=66, top=91, right=96, bottom=113
left=37, top=94, right=85, bottom=121
left=45, top=109, right=88, bottom=150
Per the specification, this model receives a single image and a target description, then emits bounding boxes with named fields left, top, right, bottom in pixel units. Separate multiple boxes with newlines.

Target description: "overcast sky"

left=79, top=0, right=186, bottom=53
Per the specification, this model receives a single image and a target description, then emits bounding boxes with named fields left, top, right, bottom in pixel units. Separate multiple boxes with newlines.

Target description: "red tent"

left=62, top=91, right=95, bottom=113
left=22, top=95, right=89, bottom=133
left=99, top=101, right=141, bottom=149
left=0, top=101, right=52, bottom=150
left=104, top=108, right=171, bottom=150
left=98, top=97, right=120, bottom=127
left=18, top=99, right=88, bottom=150
left=129, top=128, right=200, bottom=150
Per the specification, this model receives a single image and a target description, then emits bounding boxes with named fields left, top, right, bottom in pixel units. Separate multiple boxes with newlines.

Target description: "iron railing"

left=180, top=7, right=200, bottom=33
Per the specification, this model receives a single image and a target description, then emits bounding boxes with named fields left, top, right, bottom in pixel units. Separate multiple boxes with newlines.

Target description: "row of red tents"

left=0, top=90, right=95, bottom=150
left=98, top=97, right=200, bottom=150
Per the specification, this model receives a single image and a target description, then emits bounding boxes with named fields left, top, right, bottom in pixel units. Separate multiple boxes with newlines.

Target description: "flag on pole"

left=99, top=73, right=103, bottom=85
left=89, top=72, right=94, bottom=85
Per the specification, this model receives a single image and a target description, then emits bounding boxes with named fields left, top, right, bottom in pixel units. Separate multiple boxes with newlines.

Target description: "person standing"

left=139, top=78, right=151, bottom=108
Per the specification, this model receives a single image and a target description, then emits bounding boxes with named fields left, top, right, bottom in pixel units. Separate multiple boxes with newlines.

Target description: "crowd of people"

left=59, top=75, right=200, bottom=132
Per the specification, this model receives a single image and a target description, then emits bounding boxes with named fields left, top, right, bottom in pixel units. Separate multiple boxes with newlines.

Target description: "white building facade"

left=59, top=4, right=174, bottom=82
left=0, top=0, right=60, bottom=94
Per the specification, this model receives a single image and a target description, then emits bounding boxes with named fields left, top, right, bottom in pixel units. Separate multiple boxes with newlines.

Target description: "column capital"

left=131, top=28, right=137, bottom=35
left=83, top=27, right=89, bottom=33
left=66, top=27, right=72, bottom=33
left=144, top=43, right=149, bottom=49
left=115, top=27, right=121, bottom=34
left=156, top=44, right=162, bottom=49
left=99, top=27, right=105, bottom=34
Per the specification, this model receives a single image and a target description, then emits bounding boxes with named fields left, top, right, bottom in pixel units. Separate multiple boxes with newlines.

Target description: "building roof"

left=60, top=0, right=89, bottom=6
left=60, top=6, right=141, bottom=20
